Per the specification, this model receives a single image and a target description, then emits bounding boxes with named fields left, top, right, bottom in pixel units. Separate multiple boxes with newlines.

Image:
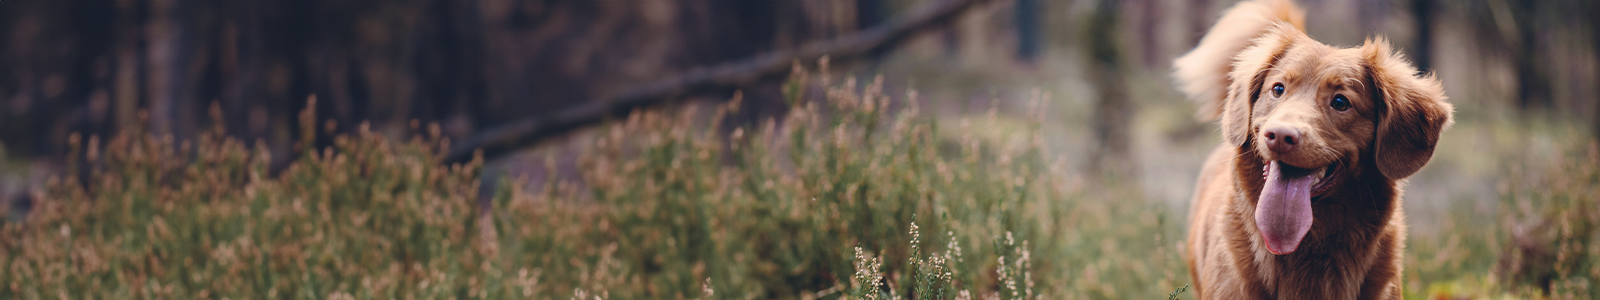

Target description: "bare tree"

left=1087, top=0, right=1133, bottom=178
left=1591, top=0, right=1600, bottom=138
left=1515, top=1, right=1551, bottom=108
left=1358, top=0, right=1388, bottom=38
left=1186, top=0, right=1214, bottom=46
left=1015, top=0, right=1042, bottom=64
left=1411, top=0, right=1435, bottom=73
left=1134, top=0, right=1164, bottom=69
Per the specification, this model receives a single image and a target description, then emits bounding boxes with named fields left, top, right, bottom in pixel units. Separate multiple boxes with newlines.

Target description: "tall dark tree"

left=1359, top=0, right=1388, bottom=38
left=1015, top=0, right=1041, bottom=64
left=1186, top=0, right=1214, bottom=46
left=0, top=1, right=872, bottom=162
left=1087, top=0, right=1133, bottom=178
left=1410, top=0, right=1435, bottom=73
left=858, top=0, right=888, bottom=78
left=1592, top=0, right=1600, bottom=138
left=1509, top=0, right=1551, bottom=108
left=1134, top=0, right=1163, bottom=69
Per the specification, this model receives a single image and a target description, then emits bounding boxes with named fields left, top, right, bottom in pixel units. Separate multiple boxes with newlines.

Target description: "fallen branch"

left=445, top=0, right=993, bottom=163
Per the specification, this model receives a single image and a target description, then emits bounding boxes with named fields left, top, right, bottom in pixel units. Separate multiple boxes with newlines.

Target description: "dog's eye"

left=1271, top=83, right=1285, bottom=98
left=1330, top=94, right=1351, bottom=111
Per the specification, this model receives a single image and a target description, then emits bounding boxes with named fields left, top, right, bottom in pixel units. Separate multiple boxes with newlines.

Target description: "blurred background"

left=0, top=0, right=1597, bottom=297
left=3, top=0, right=1598, bottom=200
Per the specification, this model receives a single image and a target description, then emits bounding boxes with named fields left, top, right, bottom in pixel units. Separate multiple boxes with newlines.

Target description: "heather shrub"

left=492, top=67, right=1085, bottom=299
left=0, top=105, right=496, bottom=299
left=490, top=65, right=1190, bottom=299
left=14, top=62, right=1591, bottom=300
left=0, top=65, right=1190, bottom=299
left=1495, top=142, right=1600, bottom=299
left=1401, top=140, right=1600, bottom=300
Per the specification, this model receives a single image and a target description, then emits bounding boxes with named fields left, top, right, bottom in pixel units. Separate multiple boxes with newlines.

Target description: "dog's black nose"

left=1263, top=127, right=1300, bottom=153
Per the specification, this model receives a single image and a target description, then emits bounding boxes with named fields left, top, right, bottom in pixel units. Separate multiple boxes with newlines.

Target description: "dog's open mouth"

left=1255, top=160, right=1340, bottom=255
left=1261, top=161, right=1340, bottom=198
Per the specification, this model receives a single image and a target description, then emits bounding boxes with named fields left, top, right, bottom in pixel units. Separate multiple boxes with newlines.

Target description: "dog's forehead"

left=1278, top=46, right=1366, bottom=89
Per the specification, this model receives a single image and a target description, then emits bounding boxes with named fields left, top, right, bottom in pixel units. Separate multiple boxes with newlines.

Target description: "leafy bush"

left=0, top=65, right=1190, bottom=299
left=1402, top=140, right=1600, bottom=300
left=1495, top=142, right=1600, bottom=299
left=1, top=106, right=494, bottom=299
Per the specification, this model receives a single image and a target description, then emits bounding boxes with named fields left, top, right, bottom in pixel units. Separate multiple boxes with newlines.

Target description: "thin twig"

left=1166, top=284, right=1190, bottom=300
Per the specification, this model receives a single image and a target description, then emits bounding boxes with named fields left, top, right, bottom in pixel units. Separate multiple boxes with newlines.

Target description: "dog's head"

left=1222, top=23, right=1453, bottom=255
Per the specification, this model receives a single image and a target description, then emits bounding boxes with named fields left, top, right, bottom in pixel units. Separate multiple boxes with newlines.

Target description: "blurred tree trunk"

left=144, top=0, right=194, bottom=137
left=414, top=0, right=488, bottom=128
left=0, top=2, right=118, bottom=156
left=1186, top=0, right=1213, bottom=46
left=1134, top=0, right=1163, bottom=69
left=223, top=1, right=262, bottom=141
left=1088, top=0, right=1133, bottom=178
left=1410, top=0, right=1435, bottom=73
left=1590, top=0, right=1600, bottom=139
left=1509, top=0, right=1550, bottom=109
left=113, top=1, right=145, bottom=133
left=1015, top=0, right=1041, bottom=64
left=1359, top=0, right=1387, bottom=37
left=0, top=0, right=883, bottom=164
left=858, top=0, right=887, bottom=76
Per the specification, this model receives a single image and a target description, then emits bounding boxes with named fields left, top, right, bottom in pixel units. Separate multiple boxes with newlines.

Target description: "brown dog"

left=1173, top=0, right=1453, bottom=298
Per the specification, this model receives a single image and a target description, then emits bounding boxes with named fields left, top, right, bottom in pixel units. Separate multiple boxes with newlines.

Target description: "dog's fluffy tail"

left=1173, top=0, right=1306, bottom=121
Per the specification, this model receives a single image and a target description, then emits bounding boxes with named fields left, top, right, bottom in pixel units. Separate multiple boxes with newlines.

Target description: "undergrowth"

left=34, top=60, right=1600, bottom=299
left=0, top=63, right=1182, bottom=300
left=1494, top=142, right=1600, bottom=299
left=1403, top=141, right=1600, bottom=300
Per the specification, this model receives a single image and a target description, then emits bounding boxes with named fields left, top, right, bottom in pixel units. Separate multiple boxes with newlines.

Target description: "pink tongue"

left=1256, top=160, right=1314, bottom=255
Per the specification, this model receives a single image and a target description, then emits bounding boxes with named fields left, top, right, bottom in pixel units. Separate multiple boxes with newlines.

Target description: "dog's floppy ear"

left=1363, top=38, right=1453, bottom=179
left=1219, top=24, right=1298, bottom=146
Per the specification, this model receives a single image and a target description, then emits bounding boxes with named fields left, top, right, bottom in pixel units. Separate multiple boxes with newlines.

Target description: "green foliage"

left=0, top=66, right=1189, bottom=299
left=1165, top=284, right=1187, bottom=300
left=1401, top=141, right=1600, bottom=300
left=1496, top=143, right=1600, bottom=298
left=0, top=119, right=494, bottom=299
left=10, top=63, right=1591, bottom=300
left=906, top=221, right=958, bottom=300
left=493, top=68, right=1117, bottom=299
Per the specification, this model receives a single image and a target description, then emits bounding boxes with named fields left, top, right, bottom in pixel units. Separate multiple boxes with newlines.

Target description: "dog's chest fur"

left=1198, top=146, right=1405, bottom=299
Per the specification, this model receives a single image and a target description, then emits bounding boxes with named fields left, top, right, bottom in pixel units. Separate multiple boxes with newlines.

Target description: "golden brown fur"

left=1173, top=0, right=1454, bottom=299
